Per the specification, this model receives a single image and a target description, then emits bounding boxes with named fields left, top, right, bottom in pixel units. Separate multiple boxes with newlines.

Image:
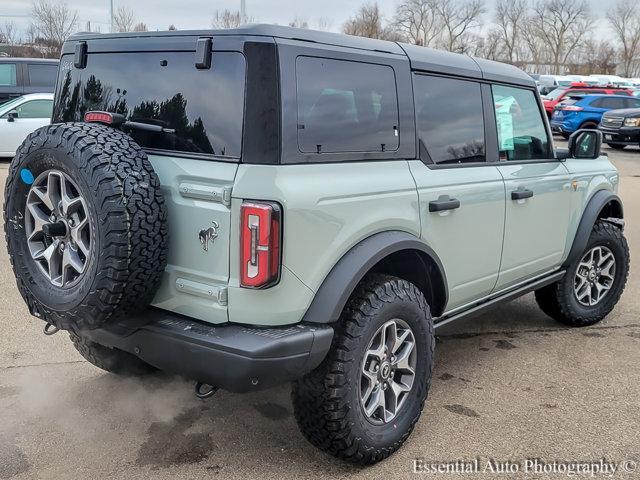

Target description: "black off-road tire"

left=291, top=274, right=434, bottom=465
left=70, top=333, right=156, bottom=376
left=607, top=143, right=626, bottom=150
left=535, top=220, right=629, bottom=327
left=4, top=123, right=168, bottom=332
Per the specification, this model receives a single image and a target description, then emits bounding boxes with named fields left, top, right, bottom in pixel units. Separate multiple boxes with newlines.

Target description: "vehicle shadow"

left=11, top=295, right=567, bottom=475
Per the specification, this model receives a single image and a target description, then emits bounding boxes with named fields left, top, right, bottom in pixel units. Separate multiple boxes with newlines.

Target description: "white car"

left=0, top=93, right=53, bottom=157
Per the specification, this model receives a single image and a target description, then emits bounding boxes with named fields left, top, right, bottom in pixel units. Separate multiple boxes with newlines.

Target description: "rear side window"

left=413, top=74, right=485, bottom=164
left=625, top=98, right=640, bottom=108
left=16, top=99, right=53, bottom=119
left=28, top=64, right=58, bottom=87
left=54, top=52, right=246, bottom=158
left=296, top=57, right=399, bottom=154
left=492, top=85, right=550, bottom=161
left=591, top=97, right=628, bottom=109
left=0, top=64, right=17, bottom=86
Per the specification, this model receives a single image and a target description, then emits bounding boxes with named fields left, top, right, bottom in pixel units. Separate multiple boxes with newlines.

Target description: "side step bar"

left=434, top=270, right=566, bottom=329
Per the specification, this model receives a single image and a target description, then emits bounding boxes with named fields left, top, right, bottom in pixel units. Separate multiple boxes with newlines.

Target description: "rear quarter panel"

left=228, top=161, right=420, bottom=326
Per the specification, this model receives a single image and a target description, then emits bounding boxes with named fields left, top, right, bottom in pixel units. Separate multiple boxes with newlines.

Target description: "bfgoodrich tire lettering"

left=4, top=123, right=168, bottom=332
left=535, top=220, right=629, bottom=327
left=291, top=274, right=434, bottom=465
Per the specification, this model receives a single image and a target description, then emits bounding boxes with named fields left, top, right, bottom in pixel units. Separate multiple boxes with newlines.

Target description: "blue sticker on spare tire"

left=20, top=168, right=35, bottom=185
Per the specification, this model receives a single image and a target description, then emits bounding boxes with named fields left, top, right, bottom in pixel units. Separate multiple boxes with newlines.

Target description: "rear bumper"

left=83, top=309, right=333, bottom=393
left=598, top=126, right=640, bottom=145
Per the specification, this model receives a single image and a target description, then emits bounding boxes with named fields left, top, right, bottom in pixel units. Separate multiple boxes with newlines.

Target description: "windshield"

left=0, top=96, right=24, bottom=112
left=545, top=87, right=568, bottom=100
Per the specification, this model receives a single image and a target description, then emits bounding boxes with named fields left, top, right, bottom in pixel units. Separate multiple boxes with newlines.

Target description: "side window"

left=28, top=64, right=58, bottom=87
left=15, top=100, right=53, bottom=119
left=0, top=64, right=17, bottom=87
left=492, top=85, right=550, bottom=161
left=599, top=97, right=628, bottom=110
left=296, top=57, right=399, bottom=154
left=413, top=75, right=485, bottom=164
left=626, top=98, right=640, bottom=109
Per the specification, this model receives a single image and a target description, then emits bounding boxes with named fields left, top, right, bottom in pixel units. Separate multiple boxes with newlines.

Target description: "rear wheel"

left=535, top=220, right=629, bottom=327
left=292, top=274, right=434, bottom=465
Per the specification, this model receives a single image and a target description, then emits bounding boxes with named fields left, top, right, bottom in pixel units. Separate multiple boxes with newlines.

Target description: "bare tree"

left=168, top=24, right=177, bottom=31
left=314, top=18, right=333, bottom=31
left=494, top=0, right=527, bottom=63
left=113, top=6, right=136, bottom=33
left=343, top=3, right=402, bottom=41
left=211, top=10, right=244, bottom=29
left=436, top=0, right=485, bottom=53
left=607, top=0, right=640, bottom=77
left=577, top=39, right=618, bottom=75
left=133, top=22, right=148, bottom=32
left=528, top=0, right=594, bottom=74
left=31, top=0, right=78, bottom=55
left=289, top=17, right=309, bottom=29
left=0, top=21, right=18, bottom=45
left=393, top=0, right=443, bottom=47
left=474, top=29, right=502, bottom=60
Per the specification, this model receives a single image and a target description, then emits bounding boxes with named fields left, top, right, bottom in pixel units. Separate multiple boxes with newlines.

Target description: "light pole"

left=240, top=0, right=246, bottom=23
left=109, top=0, right=114, bottom=33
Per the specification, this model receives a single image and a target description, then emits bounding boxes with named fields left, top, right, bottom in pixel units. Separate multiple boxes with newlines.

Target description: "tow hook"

left=195, top=382, right=218, bottom=399
left=43, top=323, right=60, bottom=336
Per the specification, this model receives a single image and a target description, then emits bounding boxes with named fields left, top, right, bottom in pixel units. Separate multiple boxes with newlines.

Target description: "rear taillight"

left=562, top=106, right=584, bottom=111
left=240, top=201, right=281, bottom=288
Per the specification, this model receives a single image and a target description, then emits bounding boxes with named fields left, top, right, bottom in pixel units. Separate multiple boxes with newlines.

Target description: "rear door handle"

left=429, top=196, right=461, bottom=212
left=511, top=188, right=534, bottom=200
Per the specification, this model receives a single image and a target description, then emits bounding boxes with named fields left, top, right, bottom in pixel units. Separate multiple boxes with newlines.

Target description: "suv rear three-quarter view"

left=3, top=25, right=629, bottom=465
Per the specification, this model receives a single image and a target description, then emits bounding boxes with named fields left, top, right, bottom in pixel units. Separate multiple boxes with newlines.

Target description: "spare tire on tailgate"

left=4, top=122, right=168, bottom=332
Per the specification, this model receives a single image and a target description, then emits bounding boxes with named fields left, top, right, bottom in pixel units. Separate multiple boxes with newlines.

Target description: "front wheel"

left=535, top=220, right=629, bottom=327
left=292, top=274, right=434, bottom=465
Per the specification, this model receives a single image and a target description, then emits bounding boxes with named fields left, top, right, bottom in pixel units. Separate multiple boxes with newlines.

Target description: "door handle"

left=429, top=196, right=461, bottom=212
left=511, top=188, right=534, bottom=200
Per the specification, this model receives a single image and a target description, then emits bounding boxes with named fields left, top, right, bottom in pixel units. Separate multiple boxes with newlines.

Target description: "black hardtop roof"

left=0, top=57, right=58, bottom=64
left=69, top=24, right=534, bottom=87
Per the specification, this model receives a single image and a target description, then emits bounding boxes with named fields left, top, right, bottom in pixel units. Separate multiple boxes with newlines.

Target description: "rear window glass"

left=413, top=74, right=485, bottom=164
left=28, top=64, right=58, bottom=87
left=0, top=64, right=17, bottom=86
left=591, top=97, right=629, bottom=109
left=54, top=52, right=246, bottom=158
left=296, top=57, right=399, bottom=154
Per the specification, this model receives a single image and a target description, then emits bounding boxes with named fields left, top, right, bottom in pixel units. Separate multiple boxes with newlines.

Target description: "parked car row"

left=0, top=57, right=58, bottom=158
left=534, top=73, right=640, bottom=96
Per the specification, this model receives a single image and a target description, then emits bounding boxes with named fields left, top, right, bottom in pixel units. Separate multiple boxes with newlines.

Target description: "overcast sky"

left=1, top=0, right=610, bottom=38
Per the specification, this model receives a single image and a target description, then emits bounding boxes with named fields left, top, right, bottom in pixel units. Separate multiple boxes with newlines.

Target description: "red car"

left=542, top=82, right=632, bottom=118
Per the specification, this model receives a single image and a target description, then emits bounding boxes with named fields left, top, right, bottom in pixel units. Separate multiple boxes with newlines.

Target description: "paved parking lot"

left=1, top=141, right=639, bottom=479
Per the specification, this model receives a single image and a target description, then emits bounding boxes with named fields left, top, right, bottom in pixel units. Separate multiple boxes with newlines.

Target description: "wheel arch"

left=302, top=231, right=448, bottom=324
left=562, top=190, right=623, bottom=268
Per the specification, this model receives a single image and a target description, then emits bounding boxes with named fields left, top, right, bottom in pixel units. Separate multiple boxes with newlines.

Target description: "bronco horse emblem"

left=199, top=221, right=219, bottom=252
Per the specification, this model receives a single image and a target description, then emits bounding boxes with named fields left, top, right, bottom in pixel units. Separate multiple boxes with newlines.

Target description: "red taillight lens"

left=240, top=201, right=281, bottom=288
left=562, top=106, right=584, bottom=111
left=84, top=111, right=114, bottom=123
left=84, top=111, right=125, bottom=125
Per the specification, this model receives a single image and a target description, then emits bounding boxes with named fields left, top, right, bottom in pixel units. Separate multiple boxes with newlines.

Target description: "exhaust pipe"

left=195, top=382, right=218, bottom=399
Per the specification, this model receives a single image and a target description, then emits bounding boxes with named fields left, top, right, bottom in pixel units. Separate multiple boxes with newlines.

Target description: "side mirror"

left=568, top=129, right=603, bottom=159
left=6, top=110, right=17, bottom=122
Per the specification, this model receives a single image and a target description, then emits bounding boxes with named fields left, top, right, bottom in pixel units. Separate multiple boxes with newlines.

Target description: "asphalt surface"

left=1, top=141, right=639, bottom=479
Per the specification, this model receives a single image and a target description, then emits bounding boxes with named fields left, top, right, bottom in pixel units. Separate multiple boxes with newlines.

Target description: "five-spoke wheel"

left=24, top=170, right=91, bottom=287
left=360, top=318, right=417, bottom=425
left=574, top=246, right=616, bottom=306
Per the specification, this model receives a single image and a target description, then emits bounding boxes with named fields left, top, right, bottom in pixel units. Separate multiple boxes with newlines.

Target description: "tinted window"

left=296, top=57, right=399, bottom=154
left=492, top=85, right=550, bottom=161
left=592, top=97, right=628, bottom=109
left=54, top=52, right=245, bottom=158
left=0, top=64, right=17, bottom=86
left=16, top=99, right=53, bottom=119
left=414, top=75, right=485, bottom=164
left=28, top=64, right=58, bottom=87
left=625, top=98, right=640, bottom=108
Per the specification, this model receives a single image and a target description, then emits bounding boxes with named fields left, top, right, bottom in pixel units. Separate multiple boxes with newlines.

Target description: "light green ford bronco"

left=3, top=26, right=629, bottom=464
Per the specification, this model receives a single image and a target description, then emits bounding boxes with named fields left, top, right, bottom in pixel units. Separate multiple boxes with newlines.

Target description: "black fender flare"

left=302, top=231, right=448, bottom=324
left=562, top=190, right=623, bottom=268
